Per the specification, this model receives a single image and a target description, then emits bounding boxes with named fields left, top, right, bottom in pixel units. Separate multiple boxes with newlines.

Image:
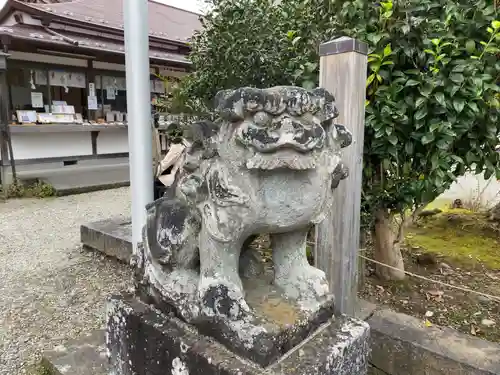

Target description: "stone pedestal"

left=106, top=294, right=370, bottom=375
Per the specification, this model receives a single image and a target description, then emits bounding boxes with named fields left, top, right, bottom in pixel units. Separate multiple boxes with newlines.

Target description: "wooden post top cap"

left=319, top=37, right=368, bottom=56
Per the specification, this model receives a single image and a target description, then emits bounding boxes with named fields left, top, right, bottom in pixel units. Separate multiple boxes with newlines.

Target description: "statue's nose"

left=280, top=117, right=295, bottom=134
left=276, top=118, right=303, bottom=142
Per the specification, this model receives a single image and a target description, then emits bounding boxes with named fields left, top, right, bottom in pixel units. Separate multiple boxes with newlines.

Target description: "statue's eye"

left=253, top=111, right=271, bottom=126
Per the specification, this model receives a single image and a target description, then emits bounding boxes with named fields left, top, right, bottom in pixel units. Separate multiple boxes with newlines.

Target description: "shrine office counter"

left=3, top=124, right=129, bottom=166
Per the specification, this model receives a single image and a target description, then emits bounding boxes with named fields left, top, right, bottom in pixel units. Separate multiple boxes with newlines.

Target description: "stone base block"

left=40, top=330, right=109, bottom=375
left=80, top=218, right=132, bottom=263
left=106, top=295, right=370, bottom=375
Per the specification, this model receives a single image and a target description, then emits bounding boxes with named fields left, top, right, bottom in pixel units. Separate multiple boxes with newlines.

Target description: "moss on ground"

left=406, top=204, right=500, bottom=269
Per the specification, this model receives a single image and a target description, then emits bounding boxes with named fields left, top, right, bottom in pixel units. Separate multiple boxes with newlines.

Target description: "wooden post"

left=86, top=59, right=95, bottom=122
left=315, top=37, right=368, bottom=316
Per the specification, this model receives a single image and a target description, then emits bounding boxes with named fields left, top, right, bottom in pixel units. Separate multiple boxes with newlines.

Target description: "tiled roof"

left=14, top=0, right=201, bottom=43
left=0, top=24, right=189, bottom=63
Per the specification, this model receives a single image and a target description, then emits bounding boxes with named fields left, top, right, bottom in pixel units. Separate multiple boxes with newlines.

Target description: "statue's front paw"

left=331, top=162, right=349, bottom=189
left=198, top=277, right=251, bottom=320
left=275, top=265, right=330, bottom=306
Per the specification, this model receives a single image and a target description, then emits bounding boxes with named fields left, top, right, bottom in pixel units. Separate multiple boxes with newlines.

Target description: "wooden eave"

left=4, top=0, right=192, bottom=48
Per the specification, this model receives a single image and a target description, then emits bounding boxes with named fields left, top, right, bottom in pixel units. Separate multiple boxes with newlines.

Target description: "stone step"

left=81, top=218, right=132, bottom=263
left=40, top=330, right=109, bottom=375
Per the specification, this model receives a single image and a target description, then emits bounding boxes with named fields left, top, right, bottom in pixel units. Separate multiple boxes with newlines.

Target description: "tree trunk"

left=488, top=200, right=500, bottom=222
left=373, top=208, right=405, bottom=280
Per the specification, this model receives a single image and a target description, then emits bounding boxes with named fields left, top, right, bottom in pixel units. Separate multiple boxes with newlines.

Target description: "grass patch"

left=3, top=179, right=55, bottom=199
left=25, top=360, right=55, bottom=375
left=406, top=208, right=500, bottom=269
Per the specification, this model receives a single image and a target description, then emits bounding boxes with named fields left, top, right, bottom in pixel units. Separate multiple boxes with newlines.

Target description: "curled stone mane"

left=214, top=86, right=339, bottom=123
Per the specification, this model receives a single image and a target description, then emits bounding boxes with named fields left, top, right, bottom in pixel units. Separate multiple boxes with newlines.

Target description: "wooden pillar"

left=315, top=37, right=368, bottom=316
left=86, top=59, right=95, bottom=121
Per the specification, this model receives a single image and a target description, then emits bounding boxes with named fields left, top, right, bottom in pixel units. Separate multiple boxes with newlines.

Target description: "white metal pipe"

left=123, top=0, right=153, bottom=256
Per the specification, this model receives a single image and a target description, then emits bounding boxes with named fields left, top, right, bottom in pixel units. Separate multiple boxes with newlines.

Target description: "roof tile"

left=15, top=0, right=201, bottom=42
left=1, top=24, right=189, bottom=63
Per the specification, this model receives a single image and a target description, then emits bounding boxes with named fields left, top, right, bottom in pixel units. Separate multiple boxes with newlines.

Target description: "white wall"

left=438, top=172, right=500, bottom=208
left=96, top=130, right=129, bottom=154
left=10, top=132, right=92, bottom=160
left=3, top=128, right=129, bottom=161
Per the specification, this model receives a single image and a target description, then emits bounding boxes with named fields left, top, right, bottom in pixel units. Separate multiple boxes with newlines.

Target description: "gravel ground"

left=0, top=188, right=133, bottom=375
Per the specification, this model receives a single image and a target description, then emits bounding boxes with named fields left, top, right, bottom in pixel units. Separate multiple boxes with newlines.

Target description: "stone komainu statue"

left=138, top=86, right=352, bottom=322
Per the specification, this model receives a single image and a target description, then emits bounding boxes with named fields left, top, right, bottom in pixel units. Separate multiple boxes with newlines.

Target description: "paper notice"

left=31, top=92, right=44, bottom=108
left=87, top=96, right=98, bottom=110
left=89, top=82, right=96, bottom=97
left=106, top=86, right=116, bottom=100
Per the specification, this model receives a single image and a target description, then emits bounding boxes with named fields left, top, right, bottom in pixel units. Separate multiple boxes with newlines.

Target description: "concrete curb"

left=367, top=309, right=500, bottom=375
left=80, top=218, right=132, bottom=263
left=53, top=181, right=130, bottom=197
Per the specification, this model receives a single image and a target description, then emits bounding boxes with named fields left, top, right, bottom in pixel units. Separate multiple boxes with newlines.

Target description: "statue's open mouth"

left=246, top=150, right=317, bottom=170
left=236, top=121, right=326, bottom=155
left=248, top=140, right=319, bottom=153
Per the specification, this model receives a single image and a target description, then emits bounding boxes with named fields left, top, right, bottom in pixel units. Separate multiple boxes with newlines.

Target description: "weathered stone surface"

left=106, top=294, right=370, bottom=375
left=81, top=218, right=132, bottom=263
left=139, top=86, right=353, bottom=325
left=368, top=365, right=390, bottom=375
left=136, top=261, right=336, bottom=366
left=266, top=313, right=370, bottom=375
left=355, top=299, right=377, bottom=321
left=368, top=309, right=500, bottom=375
left=41, top=330, right=109, bottom=375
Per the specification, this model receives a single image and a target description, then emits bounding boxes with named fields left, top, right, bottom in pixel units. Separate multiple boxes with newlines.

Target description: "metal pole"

left=123, top=0, right=153, bottom=256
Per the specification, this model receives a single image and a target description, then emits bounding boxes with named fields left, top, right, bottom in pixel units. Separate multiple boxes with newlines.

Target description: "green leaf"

left=431, top=153, right=439, bottom=170
left=465, top=40, right=476, bottom=53
left=383, top=43, right=392, bottom=57
left=466, top=151, right=479, bottom=164
left=405, top=142, right=414, bottom=155
left=467, top=102, right=479, bottom=113
left=415, top=107, right=428, bottom=121
left=388, top=135, right=398, bottom=145
left=429, top=122, right=441, bottom=132
left=450, top=74, right=464, bottom=84
left=421, top=133, right=435, bottom=145
left=453, top=98, right=465, bottom=113
left=434, top=92, right=446, bottom=107
left=405, top=79, right=420, bottom=87
left=416, top=97, right=426, bottom=108
left=366, top=74, right=376, bottom=86
left=301, top=80, right=315, bottom=90
left=452, top=64, right=467, bottom=73
left=419, top=84, right=433, bottom=98
left=492, top=20, right=500, bottom=30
